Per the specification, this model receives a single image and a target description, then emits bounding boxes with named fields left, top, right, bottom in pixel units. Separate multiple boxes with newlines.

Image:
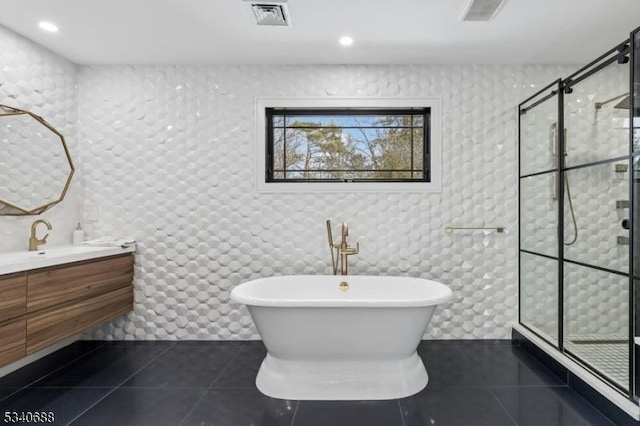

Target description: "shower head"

left=594, top=93, right=629, bottom=110
left=614, top=95, right=630, bottom=109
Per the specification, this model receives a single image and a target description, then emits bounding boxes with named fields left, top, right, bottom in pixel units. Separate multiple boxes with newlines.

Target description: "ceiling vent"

left=461, top=0, right=507, bottom=21
left=249, top=3, right=291, bottom=26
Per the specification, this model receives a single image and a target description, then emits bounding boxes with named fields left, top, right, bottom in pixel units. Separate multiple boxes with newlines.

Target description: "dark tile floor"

left=0, top=339, right=626, bottom=425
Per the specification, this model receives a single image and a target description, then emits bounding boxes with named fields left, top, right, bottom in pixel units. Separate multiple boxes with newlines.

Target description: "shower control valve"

left=622, top=219, right=630, bottom=230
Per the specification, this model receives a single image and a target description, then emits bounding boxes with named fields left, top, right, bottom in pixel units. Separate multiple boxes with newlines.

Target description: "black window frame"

left=265, top=107, right=431, bottom=183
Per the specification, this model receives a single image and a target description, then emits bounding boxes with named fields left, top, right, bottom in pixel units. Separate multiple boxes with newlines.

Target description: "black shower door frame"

left=518, top=32, right=637, bottom=400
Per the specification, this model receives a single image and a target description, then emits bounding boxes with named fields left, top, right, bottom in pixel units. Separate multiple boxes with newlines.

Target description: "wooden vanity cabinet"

left=0, top=319, right=26, bottom=367
left=0, top=273, right=26, bottom=323
left=0, top=273, right=27, bottom=366
left=27, top=285, right=132, bottom=354
left=0, top=254, right=134, bottom=366
left=27, top=254, right=133, bottom=313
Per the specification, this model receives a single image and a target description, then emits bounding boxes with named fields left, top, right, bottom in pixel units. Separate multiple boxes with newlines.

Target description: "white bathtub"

left=230, top=275, right=452, bottom=400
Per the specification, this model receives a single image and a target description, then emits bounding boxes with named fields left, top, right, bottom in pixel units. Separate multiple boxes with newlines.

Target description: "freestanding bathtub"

left=230, top=275, right=452, bottom=400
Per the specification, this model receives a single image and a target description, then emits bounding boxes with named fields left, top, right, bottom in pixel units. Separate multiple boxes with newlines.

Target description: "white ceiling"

left=0, top=0, right=638, bottom=65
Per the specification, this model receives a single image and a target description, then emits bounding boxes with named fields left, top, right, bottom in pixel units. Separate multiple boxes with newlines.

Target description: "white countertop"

left=0, top=244, right=136, bottom=275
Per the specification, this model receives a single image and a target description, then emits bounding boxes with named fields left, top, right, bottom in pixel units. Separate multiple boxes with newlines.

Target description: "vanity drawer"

left=0, top=319, right=26, bottom=367
left=27, top=254, right=134, bottom=313
left=26, top=286, right=133, bottom=354
left=0, top=273, right=27, bottom=323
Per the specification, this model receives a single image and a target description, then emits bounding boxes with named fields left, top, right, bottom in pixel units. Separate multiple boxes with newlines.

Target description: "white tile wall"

left=77, top=64, right=568, bottom=340
left=0, top=26, right=81, bottom=252
left=0, top=23, right=584, bottom=340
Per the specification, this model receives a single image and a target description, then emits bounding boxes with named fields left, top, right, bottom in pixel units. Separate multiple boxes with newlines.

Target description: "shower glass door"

left=562, top=53, right=631, bottom=392
left=519, top=82, right=561, bottom=346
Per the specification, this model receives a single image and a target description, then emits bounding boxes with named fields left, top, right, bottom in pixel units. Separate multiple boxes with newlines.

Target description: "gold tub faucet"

left=29, top=219, right=52, bottom=251
left=326, top=220, right=359, bottom=275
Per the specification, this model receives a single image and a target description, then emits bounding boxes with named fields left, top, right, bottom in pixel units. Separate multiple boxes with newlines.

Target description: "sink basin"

left=0, top=244, right=136, bottom=275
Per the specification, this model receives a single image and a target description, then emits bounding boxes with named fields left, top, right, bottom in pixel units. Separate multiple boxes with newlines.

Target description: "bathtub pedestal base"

left=256, top=352, right=428, bottom=400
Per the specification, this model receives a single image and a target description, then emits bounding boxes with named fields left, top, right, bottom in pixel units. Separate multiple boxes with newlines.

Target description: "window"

left=255, top=98, right=442, bottom=193
left=266, top=108, right=430, bottom=182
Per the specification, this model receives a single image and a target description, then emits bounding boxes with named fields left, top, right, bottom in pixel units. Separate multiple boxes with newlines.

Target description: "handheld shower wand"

left=551, top=122, right=578, bottom=246
left=326, top=220, right=338, bottom=275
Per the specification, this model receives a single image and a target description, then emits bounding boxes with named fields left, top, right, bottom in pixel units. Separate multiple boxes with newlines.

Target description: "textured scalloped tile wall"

left=77, top=64, right=572, bottom=340
left=1, top=22, right=600, bottom=341
left=0, top=26, right=80, bottom=252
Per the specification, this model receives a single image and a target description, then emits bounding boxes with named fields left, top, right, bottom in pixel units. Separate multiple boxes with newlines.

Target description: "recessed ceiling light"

left=339, top=36, right=353, bottom=47
left=38, top=21, right=59, bottom=33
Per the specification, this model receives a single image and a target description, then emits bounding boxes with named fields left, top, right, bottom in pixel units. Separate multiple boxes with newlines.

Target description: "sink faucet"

left=29, top=219, right=52, bottom=251
left=326, top=220, right=359, bottom=275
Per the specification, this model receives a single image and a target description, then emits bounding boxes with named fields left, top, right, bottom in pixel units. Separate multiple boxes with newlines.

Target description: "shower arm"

left=594, top=93, right=628, bottom=110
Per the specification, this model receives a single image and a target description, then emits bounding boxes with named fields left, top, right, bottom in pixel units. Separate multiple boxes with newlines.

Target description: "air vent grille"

left=250, top=3, right=290, bottom=26
left=461, top=0, right=506, bottom=21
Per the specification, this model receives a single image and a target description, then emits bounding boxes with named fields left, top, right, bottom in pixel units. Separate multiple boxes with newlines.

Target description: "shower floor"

left=565, top=335, right=629, bottom=389
left=521, top=323, right=629, bottom=390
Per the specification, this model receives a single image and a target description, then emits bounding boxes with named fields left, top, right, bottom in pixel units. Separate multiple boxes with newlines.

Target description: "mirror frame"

left=0, top=104, right=75, bottom=215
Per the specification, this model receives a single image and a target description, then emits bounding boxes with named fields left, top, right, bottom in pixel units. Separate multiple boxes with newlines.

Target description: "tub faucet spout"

left=326, top=220, right=359, bottom=275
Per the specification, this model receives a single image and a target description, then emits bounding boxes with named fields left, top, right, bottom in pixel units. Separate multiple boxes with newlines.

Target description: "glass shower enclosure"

left=519, top=26, right=639, bottom=401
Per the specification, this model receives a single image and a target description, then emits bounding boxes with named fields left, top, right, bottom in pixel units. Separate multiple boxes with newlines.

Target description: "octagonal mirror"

left=0, top=104, right=74, bottom=215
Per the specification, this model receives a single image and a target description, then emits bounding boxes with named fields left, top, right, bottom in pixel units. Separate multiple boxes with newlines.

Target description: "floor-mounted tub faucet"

left=326, top=220, right=359, bottom=275
left=29, top=219, right=52, bottom=251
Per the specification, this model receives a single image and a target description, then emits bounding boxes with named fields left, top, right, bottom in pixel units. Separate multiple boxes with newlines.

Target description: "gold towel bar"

left=445, top=226, right=506, bottom=234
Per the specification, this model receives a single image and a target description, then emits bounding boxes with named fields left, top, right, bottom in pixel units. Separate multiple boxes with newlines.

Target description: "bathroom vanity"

left=0, top=246, right=135, bottom=367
